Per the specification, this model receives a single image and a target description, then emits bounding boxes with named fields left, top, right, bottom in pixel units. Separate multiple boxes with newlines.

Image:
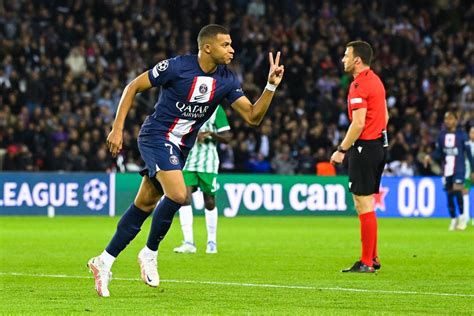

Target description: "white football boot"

left=87, top=256, right=112, bottom=297
left=456, top=216, right=467, bottom=231
left=206, top=241, right=218, bottom=254
left=173, top=241, right=197, bottom=254
left=138, top=247, right=159, bottom=287
left=449, top=218, right=458, bottom=231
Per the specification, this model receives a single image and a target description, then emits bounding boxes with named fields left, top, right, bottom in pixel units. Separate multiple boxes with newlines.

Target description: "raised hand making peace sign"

left=267, top=51, right=285, bottom=86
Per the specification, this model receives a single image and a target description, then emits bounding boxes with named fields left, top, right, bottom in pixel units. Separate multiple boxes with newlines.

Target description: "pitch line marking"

left=0, top=272, right=473, bottom=298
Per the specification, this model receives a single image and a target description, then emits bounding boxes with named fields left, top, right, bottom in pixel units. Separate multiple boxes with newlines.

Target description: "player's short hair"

left=346, top=40, right=373, bottom=66
left=197, top=24, right=229, bottom=48
left=445, top=111, right=458, bottom=119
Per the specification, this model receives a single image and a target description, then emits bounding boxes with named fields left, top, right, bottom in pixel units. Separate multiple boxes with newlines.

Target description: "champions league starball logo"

left=157, top=59, right=169, bottom=72
left=83, top=179, right=108, bottom=211
left=199, top=84, right=208, bottom=94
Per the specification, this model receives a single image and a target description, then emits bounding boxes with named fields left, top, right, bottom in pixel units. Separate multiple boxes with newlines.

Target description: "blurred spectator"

left=65, top=47, right=87, bottom=78
left=385, top=153, right=418, bottom=176
left=271, top=145, right=297, bottom=174
left=297, top=146, right=316, bottom=174
left=247, top=153, right=272, bottom=173
left=67, top=144, right=86, bottom=171
left=1, top=0, right=473, bottom=174
left=3, top=145, right=20, bottom=171
left=315, top=148, right=336, bottom=176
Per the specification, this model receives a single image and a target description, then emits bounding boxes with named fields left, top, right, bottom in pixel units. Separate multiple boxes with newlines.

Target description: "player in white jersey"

left=174, top=105, right=230, bottom=254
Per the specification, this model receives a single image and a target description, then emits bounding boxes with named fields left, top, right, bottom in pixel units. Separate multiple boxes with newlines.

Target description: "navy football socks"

left=146, top=196, right=182, bottom=251
left=453, top=190, right=464, bottom=215
left=447, top=192, right=456, bottom=218
left=106, top=204, right=151, bottom=257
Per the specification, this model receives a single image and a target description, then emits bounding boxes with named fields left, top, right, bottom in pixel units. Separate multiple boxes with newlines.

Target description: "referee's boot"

left=373, top=257, right=381, bottom=270
left=341, top=260, right=375, bottom=273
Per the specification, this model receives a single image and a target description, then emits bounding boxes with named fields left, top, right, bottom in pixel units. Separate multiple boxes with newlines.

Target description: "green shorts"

left=183, top=170, right=218, bottom=195
left=465, top=178, right=472, bottom=190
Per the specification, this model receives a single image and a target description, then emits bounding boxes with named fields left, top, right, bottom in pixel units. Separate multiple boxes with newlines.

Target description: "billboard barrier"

left=0, top=172, right=114, bottom=216
left=375, top=176, right=473, bottom=218
left=1, top=172, right=472, bottom=218
left=115, top=174, right=354, bottom=216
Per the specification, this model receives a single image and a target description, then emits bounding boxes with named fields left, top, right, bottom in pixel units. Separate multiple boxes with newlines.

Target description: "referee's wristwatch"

left=337, top=145, right=348, bottom=153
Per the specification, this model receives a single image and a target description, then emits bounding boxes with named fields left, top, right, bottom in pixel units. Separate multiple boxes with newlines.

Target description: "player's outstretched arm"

left=107, top=72, right=153, bottom=157
left=231, top=52, right=285, bottom=126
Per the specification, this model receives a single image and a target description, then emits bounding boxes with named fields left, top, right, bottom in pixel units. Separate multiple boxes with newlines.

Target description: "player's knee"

left=183, top=194, right=193, bottom=206
left=204, top=197, right=216, bottom=210
left=353, top=196, right=372, bottom=213
left=168, top=191, right=187, bottom=205
left=134, top=195, right=160, bottom=212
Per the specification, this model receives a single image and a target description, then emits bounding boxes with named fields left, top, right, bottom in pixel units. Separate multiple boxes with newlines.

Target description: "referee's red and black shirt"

left=347, top=69, right=387, bottom=140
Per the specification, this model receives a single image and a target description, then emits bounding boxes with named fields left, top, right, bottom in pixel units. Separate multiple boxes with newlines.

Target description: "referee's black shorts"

left=347, top=138, right=387, bottom=196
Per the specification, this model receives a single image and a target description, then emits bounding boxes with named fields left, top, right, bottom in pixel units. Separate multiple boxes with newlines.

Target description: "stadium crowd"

left=1, top=0, right=473, bottom=175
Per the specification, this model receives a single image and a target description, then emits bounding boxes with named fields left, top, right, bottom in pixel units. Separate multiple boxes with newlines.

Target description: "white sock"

left=179, top=205, right=194, bottom=244
left=205, top=207, right=218, bottom=243
left=100, top=250, right=116, bottom=271
left=463, top=194, right=470, bottom=221
left=142, top=245, right=158, bottom=258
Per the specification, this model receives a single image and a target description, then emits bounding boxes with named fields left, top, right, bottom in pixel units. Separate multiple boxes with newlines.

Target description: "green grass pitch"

left=1, top=216, right=473, bottom=314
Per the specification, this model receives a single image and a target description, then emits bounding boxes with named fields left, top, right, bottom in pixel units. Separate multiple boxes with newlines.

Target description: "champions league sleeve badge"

left=157, top=59, right=169, bottom=71
left=152, top=59, right=169, bottom=78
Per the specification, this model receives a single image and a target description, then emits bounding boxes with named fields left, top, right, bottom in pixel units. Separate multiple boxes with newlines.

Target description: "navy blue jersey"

left=139, top=55, right=244, bottom=152
left=432, top=128, right=474, bottom=178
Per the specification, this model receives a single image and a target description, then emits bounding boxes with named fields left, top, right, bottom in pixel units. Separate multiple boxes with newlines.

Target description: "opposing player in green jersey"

left=462, top=126, right=474, bottom=229
left=174, top=105, right=231, bottom=254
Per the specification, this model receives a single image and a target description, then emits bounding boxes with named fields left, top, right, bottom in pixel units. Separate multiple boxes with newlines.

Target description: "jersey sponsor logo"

left=187, top=76, right=216, bottom=103
left=443, top=134, right=458, bottom=157
left=175, top=102, right=210, bottom=118
left=350, top=98, right=363, bottom=104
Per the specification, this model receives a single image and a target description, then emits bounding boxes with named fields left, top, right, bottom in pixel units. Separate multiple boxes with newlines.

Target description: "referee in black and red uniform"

left=330, top=41, right=388, bottom=273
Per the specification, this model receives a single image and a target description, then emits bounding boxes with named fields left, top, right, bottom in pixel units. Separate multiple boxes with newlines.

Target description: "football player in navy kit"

left=424, top=111, right=474, bottom=231
left=87, top=24, right=284, bottom=297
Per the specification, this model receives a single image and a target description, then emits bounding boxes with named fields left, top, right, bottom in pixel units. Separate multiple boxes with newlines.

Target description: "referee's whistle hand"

left=330, top=151, right=344, bottom=165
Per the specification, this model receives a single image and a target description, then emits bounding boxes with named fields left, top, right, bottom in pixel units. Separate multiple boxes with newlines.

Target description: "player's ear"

left=203, top=43, right=212, bottom=54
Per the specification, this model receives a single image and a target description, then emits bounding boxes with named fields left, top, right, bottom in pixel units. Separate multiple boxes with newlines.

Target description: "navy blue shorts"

left=138, top=135, right=186, bottom=179
left=443, top=173, right=465, bottom=191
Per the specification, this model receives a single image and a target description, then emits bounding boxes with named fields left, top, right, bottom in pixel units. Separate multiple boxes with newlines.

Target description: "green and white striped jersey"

left=184, top=105, right=230, bottom=174
left=465, top=140, right=474, bottom=178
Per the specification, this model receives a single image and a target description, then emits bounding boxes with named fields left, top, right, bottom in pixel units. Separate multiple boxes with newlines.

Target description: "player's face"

left=444, top=113, right=457, bottom=130
left=469, top=127, right=474, bottom=141
left=342, top=47, right=356, bottom=73
left=210, top=34, right=234, bottom=65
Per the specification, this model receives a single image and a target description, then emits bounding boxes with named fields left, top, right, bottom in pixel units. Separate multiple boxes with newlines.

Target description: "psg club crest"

left=169, top=155, right=179, bottom=165
left=199, top=84, right=208, bottom=94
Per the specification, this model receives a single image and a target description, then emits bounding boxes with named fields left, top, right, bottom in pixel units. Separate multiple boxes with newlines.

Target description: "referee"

left=330, top=41, right=388, bottom=273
